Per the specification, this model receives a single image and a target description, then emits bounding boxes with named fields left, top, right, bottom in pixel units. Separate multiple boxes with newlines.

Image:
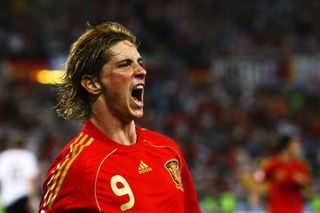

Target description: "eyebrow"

left=115, top=57, right=144, bottom=64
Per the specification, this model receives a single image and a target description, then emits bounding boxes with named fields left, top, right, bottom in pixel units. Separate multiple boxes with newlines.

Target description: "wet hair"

left=55, top=22, right=137, bottom=120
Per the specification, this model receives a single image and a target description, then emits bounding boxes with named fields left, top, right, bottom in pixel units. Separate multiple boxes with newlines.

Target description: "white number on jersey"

left=110, top=175, right=135, bottom=211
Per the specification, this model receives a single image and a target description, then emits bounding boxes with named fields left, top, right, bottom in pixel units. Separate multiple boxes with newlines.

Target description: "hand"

left=293, top=172, right=309, bottom=185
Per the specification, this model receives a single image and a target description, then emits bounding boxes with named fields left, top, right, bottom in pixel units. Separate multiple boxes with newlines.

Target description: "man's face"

left=99, top=40, right=146, bottom=122
left=288, top=137, right=302, bottom=158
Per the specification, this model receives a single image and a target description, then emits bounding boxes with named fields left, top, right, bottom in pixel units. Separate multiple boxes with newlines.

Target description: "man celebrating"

left=254, top=135, right=311, bottom=213
left=38, top=22, right=201, bottom=213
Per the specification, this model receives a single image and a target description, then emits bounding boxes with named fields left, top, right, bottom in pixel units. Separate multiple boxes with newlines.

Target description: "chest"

left=268, top=161, right=304, bottom=182
left=90, top=147, right=185, bottom=212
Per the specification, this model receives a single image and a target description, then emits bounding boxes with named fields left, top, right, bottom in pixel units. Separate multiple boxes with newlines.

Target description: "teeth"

left=135, top=85, right=144, bottom=89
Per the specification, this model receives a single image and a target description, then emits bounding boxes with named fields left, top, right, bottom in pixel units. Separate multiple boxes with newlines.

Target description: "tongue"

left=132, top=96, right=140, bottom=102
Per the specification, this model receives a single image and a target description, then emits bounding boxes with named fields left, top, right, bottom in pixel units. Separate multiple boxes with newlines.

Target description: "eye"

left=138, top=61, right=144, bottom=68
left=138, top=59, right=144, bottom=67
left=118, top=60, right=132, bottom=68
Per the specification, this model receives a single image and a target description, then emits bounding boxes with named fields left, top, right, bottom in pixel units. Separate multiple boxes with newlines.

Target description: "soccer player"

left=253, top=135, right=311, bottom=213
left=38, top=22, right=201, bottom=213
left=0, top=134, right=38, bottom=213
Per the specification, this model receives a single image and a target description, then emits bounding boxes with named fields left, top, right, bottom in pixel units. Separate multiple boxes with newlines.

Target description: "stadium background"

left=1, top=0, right=320, bottom=212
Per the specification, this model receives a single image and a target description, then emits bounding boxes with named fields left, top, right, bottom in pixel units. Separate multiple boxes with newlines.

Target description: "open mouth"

left=131, top=84, right=144, bottom=104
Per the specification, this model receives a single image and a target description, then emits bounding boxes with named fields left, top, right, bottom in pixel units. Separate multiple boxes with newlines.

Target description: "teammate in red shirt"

left=254, top=135, right=311, bottom=213
left=38, top=22, right=201, bottom=213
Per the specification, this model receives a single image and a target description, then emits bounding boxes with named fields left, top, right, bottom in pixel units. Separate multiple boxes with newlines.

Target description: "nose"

left=134, top=64, right=147, bottom=80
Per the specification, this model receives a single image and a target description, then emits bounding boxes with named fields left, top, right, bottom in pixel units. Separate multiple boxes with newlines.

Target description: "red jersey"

left=38, top=120, right=201, bottom=213
left=261, top=156, right=310, bottom=213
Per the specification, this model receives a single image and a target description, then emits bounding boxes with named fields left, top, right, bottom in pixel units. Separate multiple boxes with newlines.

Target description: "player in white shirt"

left=0, top=134, right=38, bottom=213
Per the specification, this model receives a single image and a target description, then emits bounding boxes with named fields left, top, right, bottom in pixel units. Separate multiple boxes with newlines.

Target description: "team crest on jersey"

left=164, top=159, right=184, bottom=191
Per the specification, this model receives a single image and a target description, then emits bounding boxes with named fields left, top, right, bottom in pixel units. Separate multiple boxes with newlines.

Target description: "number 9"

left=110, top=175, right=135, bottom=211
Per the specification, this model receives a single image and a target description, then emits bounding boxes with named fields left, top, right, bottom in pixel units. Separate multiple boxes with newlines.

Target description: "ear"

left=81, top=75, right=101, bottom=95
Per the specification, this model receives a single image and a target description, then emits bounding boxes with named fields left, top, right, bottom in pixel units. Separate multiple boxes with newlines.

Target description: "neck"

left=89, top=106, right=137, bottom=146
left=280, top=152, right=291, bottom=161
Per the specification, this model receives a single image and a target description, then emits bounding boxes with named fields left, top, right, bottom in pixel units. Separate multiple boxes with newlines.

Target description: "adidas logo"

left=138, top=161, right=152, bottom=174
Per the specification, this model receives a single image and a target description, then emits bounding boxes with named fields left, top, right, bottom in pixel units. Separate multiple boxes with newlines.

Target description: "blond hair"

left=56, top=22, right=137, bottom=120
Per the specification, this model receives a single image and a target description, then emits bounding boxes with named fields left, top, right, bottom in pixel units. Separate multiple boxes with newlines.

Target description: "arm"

left=28, top=176, right=38, bottom=212
left=251, top=159, right=272, bottom=194
left=290, top=160, right=312, bottom=194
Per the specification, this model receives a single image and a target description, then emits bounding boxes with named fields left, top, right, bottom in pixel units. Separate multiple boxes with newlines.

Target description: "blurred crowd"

left=1, top=0, right=320, bottom=212
left=2, top=0, right=320, bottom=59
